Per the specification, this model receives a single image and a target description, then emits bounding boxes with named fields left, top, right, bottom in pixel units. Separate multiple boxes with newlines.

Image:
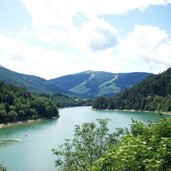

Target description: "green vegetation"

left=1, top=66, right=151, bottom=98
left=0, top=81, right=93, bottom=124
left=0, top=66, right=67, bottom=94
left=49, top=71, right=151, bottom=98
left=52, top=119, right=124, bottom=171
left=93, top=67, right=171, bottom=112
left=0, top=164, right=7, bottom=171
left=0, top=81, right=59, bottom=123
left=93, top=118, right=171, bottom=171
left=53, top=118, right=171, bottom=171
left=48, top=93, right=93, bottom=108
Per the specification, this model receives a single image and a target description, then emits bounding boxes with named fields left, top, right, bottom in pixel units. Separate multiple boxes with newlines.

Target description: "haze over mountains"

left=0, top=66, right=152, bottom=98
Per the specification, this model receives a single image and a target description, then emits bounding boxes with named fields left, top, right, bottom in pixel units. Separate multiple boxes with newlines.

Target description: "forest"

left=0, top=81, right=59, bottom=123
left=93, top=67, right=171, bottom=112
left=0, top=81, right=92, bottom=123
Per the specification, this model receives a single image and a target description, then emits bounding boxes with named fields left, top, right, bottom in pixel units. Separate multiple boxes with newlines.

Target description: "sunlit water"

left=0, top=106, right=168, bottom=171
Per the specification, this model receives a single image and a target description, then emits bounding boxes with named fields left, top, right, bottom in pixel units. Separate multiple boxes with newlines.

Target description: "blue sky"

left=0, top=0, right=171, bottom=79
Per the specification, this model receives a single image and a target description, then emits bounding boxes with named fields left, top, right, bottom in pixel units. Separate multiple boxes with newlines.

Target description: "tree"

left=27, top=108, right=38, bottom=119
left=53, top=119, right=124, bottom=171
left=53, top=118, right=171, bottom=171
left=0, top=164, right=7, bottom=171
left=0, top=109, right=7, bottom=123
left=93, top=97, right=109, bottom=109
left=7, top=111, right=18, bottom=122
left=93, top=67, right=171, bottom=112
left=93, top=118, right=171, bottom=171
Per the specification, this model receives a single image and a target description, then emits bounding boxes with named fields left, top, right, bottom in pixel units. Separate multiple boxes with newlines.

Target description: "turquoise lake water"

left=0, top=106, right=167, bottom=171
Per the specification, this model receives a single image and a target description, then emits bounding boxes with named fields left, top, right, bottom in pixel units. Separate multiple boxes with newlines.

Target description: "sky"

left=0, top=0, right=171, bottom=79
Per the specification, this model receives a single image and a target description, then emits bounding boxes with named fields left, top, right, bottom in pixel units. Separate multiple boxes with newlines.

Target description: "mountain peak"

left=82, top=70, right=96, bottom=74
left=0, top=66, right=152, bottom=98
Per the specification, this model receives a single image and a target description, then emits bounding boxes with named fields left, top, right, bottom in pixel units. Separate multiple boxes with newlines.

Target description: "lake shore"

left=0, top=119, right=43, bottom=129
left=0, top=116, right=60, bottom=129
left=160, top=111, right=171, bottom=116
left=116, top=109, right=171, bottom=116
left=1, top=109, right=170, bottom=129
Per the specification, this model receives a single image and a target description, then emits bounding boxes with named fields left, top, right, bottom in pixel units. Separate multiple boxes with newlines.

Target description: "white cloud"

left=0, top=23, right=171, bottom=79
left=19, top=0, right=171, bottom=45
left=1, top=1, right=171, bottom=79
left=19, top=0, right=76, bottom=44
left=72, top=19, right=118, bottom=52
left=17, top=26, right=32, bottom=39
left=117, top=25, right=171, bottom=73
left=0, top=31, right=83, bottom=79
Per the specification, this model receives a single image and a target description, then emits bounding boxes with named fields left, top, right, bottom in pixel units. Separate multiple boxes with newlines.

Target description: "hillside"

left=0, top=66, right=69, bottom=95
left=0, top=66, right=151, bottom=98
left=0, top=81, right=93, bottom=124
left=49, top=71, right=151, bottom=98
left=0, top=81, right=59, bottom=123
left=93, top=67, right=171, bottom=112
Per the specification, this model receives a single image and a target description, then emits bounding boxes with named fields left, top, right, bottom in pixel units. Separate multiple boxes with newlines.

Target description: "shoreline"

left=0, top=119, right=44, bottom=129
left=1, top=107, right=170, bottom=129
left=0, top=116, right=60, bottom=129
left=93, top=107, right=171, bottom=116
left=115, top=109, right=171, bottom=116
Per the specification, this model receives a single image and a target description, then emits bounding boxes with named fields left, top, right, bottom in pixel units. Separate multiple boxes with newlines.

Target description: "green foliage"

left=53, top=118, right=171, bottom=171
left=52, top=119, right=124, bottom=171
left=93, top=118, right=171, bottom=171
left=51, top=93, right=93, bottom=108
left=0, top=81, right=93, bottom=124
left=0, top=81, right=59, bottom=123
left=0, top=66, right=67, bottom=94
left=0, top=66, right=151, bottom=98
left=93, top=97, right=109, bottom=109
left=49, top=71, right=151, bottom=98
left=93, top=67, right=171, bottom=112
left=0, top=164, right=7, bottom=171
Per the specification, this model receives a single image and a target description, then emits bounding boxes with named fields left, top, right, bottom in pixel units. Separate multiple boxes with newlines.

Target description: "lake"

left=0, top=106, right=167, bottom=171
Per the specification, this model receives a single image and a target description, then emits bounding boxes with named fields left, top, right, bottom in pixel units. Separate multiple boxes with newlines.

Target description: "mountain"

left=0, top=66, right=68, bottom=94
left=49, top=70, right=152, bottom=98
left=0, top=66, right=152, bottom=98
left=93, top=67, right=171, bottom=112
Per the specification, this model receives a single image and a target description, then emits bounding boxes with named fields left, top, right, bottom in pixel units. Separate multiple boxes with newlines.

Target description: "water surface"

left=0, top=107, right=167, bottom=171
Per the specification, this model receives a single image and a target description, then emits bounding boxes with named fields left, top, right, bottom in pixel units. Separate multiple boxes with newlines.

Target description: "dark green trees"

left=0, top=82, right=59, bottom=123
left=92, top=97, right=109, bottom=109
left=0, top=81, right=93, bottom=123
left=93, top=67, right=171, bottom=112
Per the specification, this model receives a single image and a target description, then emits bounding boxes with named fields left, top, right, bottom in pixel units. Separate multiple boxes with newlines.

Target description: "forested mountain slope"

left=0, top=81, right=93, bottom=123
left=0, top=66, right=151, bottom=98
left=0, top=66, right=67, bottom=94
left=49, top=71, right=151, bottom=98
left=93, top=67, right=171, bottom=112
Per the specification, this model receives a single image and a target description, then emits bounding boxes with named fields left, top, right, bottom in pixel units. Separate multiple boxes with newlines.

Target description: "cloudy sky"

left=0, top=0, right=171, bottom=79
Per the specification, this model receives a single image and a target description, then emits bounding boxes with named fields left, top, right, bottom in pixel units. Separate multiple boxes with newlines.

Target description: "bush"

left=93, top=118, right=171, bottom=171
left=53, top=118, right=171, bottom=171
left=53, top=119, right=124, bottom=171
left=0, top=164, right=7, bottom=171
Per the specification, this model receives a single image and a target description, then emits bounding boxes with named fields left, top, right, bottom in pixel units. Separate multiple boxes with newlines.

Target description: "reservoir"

left=0, top=106, right=166, bottom=171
